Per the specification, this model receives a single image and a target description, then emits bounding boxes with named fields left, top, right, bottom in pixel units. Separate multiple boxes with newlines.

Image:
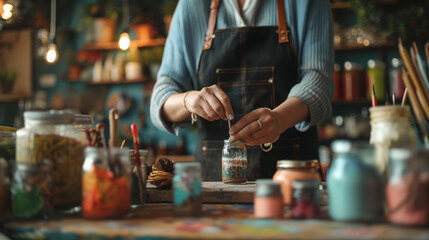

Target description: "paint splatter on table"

left=4, top=204, right=429, bottom=240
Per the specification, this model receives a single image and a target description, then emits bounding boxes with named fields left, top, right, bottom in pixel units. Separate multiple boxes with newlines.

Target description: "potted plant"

left=79, top=0, right=122, bottom=43
left=0, top=69, right=17, bottom=94
left=130, top=0, right=164, bottom=41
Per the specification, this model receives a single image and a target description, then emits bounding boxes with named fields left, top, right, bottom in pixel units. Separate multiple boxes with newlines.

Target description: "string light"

left=2, top=11, right=12, bottom=20
left=45, top=0, right=58, bottom=64
left=3, top=3, right=13, bottom=12
left=119, top=32, right=130, bottom=50
left=1, top=3, right=13, bottom=20
left=45, top=44, right=58, bottom=63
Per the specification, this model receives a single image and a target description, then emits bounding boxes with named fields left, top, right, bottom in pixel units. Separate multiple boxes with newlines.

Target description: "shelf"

left=66, top=76, right=151, bottom=85
left=330, top=2, right=350, bottom=9
left=82, top=38, right=166, bottom=51
left=334, top=41, right=396, bottom=51
left=0, top=93, right=31, bottom=102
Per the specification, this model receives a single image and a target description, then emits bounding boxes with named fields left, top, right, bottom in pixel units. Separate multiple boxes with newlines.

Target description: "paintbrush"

left=401, top=88, right=408, bottom=107
left=413, top=43, right=429, bottom=91
left=120, top=139, right=126, bottom=148
left=372, top=84, right=377, bottom=107
left=392, top=91, right=396, bottom=105
left=131, top=123, right=144, bottom=204
left=425, top=42, right=429, bottom=74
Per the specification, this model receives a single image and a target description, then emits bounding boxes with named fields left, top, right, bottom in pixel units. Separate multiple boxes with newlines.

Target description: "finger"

left=205, top=93, right=227, bottom=120
left=229, top=119, right=262, bottom=142
left=211, top=85, right=234, bottom=120
left=229, top=111, right=259, bottom=136
left=195, top=105, right=215, bottom=121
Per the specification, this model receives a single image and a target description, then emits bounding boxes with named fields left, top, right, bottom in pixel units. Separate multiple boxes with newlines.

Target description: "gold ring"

left=260, top=142, right=273, bottom=152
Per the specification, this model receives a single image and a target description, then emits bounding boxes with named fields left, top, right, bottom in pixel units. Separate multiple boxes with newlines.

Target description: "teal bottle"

left=328, top=140, right=383, bottom=222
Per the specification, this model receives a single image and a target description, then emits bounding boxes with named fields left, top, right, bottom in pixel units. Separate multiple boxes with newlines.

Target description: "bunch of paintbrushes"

left=398, top=39, right=429, bottom=146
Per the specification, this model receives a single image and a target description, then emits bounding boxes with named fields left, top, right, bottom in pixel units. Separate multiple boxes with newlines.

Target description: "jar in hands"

left=222, top=140, right=247, bottom=184
left=82, top=147, right=132, bottom=219
left=273, top=160, right=321, bottom=205
left=328, top=140, right=383, bottom=222
left=16, top=110, right=86, bottom=209
left=254, top=179, right=283, bottom=219
left=369, top=106, right=418, bottom=176
left=173, top=162, right=202, bottom=217
left=386, top=148, right=429, bottom=226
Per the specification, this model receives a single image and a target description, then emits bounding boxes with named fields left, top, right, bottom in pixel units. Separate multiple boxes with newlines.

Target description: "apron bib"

left=195, top=0, right=318, bottom=180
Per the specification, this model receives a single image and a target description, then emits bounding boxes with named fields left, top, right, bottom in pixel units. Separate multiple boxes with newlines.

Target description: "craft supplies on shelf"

left=254, top=179, right=283, bottom=219
left=273, top=160, right=320, bottom=205
left=221, top=140, right=247, bottom=184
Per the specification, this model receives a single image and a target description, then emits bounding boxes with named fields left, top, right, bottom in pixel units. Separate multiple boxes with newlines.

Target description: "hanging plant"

left=349, top=0, right=429, bottom=44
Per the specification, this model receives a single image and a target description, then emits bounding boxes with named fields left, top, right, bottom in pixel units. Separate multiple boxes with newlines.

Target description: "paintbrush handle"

left=109, top=108, right=119, bottom=148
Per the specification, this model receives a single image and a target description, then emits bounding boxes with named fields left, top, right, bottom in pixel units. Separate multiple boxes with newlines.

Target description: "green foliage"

left=0, top=69, right=17, bottom=84
left=349, top=0, right=429, bottom=44
left=140, top=47, right=164, bottom=66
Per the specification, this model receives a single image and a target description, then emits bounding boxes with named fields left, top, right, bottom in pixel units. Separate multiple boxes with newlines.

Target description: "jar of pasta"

left=273, top=160, right=321, bottom=205
left=16, top=110, right=86, bottom=210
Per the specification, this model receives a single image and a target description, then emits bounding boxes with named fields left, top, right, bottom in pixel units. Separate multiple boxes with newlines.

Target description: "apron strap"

left=203, top=0, right=289, bottom=50
left=203, top=0, right=220, bottom=50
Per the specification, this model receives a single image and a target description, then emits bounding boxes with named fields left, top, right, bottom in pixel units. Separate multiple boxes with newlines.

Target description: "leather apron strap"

left=203, top=0, right=289, bottom=50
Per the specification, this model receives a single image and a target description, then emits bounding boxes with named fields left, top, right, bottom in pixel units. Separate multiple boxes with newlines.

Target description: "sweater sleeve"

left=288, top=0, right=334, bottom=131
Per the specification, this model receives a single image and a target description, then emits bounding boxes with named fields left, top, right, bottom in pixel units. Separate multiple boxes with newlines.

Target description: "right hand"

left=185, top=84, right=234, bottom=121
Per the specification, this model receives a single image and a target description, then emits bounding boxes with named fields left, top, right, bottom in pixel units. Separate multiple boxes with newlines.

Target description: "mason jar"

left=222, top=140, right=247, bottom=184
left=16, top=110, right=86, bottom=209
left=173, top=162, right=202, bottom=217
left=291, top=179, right=320, bottom=219
left=82, top=147, right=131, bottom=219
left=386, top=148, right=429, bottom=226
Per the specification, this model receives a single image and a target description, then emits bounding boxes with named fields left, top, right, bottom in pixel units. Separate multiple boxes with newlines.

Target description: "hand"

left=228, top=108, right=280, bottom=146
left=185, top=84, right=234, bottom=121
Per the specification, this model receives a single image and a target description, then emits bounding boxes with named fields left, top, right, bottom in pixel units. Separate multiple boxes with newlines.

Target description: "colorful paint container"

left=291, top=179, right=320, bottom=219
left=173, top=162, right=202, bottom=217
left=254, top=179, right=283, bottom=218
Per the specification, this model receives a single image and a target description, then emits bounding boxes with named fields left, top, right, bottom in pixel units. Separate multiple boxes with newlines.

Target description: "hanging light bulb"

left=3, top=3, right=13, bottom=12
left=1, top=11, right=12, bottom=20
left=119, top=32, right=130, bottom=50
left=45, top=43, right=58, bottom=63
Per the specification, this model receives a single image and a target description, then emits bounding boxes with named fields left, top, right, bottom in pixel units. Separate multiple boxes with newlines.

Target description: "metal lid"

left=255, top=179, right=282, bottom=197
left=74, top=114, right=93, bottom=125
left=276, top=159, right=319, bottom=169
left=224, top=139, right=245, bottom=146
left=174, top=162, right=201, bottom=173
left=24, top=110, right=75, bottom=126
left=292, top=179, right=319, bottom=189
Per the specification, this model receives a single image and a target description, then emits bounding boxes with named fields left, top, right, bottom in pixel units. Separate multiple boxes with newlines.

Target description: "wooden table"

left=3, top=203, right=429, bottom=240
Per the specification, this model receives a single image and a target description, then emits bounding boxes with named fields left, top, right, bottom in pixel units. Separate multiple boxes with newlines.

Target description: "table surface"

left=4, top=203, right=429, bottom=240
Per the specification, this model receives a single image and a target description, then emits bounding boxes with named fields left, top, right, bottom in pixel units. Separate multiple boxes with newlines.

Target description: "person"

left=150, top=0, right=334, bottom=180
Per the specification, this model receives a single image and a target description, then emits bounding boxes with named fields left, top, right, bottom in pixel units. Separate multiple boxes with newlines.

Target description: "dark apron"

left=195, top=0, right=319, bottom=181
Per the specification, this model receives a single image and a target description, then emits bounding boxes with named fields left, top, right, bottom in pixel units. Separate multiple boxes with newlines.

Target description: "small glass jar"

left=129, top=149, right=149, bottom=204
left=366, top=59, right=386, bottom=101
left=11, top=160, right=53, bottom=220
left=254, top=179, right=283, bottom=219
left=386, top=148, right=429, bottom=226
left=273, top=160, right=320, bottom=205
left=222, top=140, right=247, bottom=184
left=16, top=110, right=86, bottom=210
left=342, top=61, right=364, bottom=101
left=291, top=179, right=320, bottom=219
left=333, top=63, right=342, bottom=101
left=369, top=106, right=418, bottom=176
left=328, top=140, right=383, bottom=222
left=173, top=162, right=202, bottom=217
left=389, top=58, right=405, bottom=100
left=0, top=158, right=9, bottom=217
left=82, top=147, right=131, bottom=219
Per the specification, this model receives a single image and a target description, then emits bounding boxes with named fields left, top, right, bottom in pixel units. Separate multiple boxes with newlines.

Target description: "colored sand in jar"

left=386, top=178, right=429, bottom=226
left=222, top=158, right=247, bottom=184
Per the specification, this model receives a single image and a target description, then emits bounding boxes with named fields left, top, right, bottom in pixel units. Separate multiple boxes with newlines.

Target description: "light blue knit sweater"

left=150, top=0, right=334, bottom=135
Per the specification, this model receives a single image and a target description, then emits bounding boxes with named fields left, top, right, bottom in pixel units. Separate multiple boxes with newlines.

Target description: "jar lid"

left=331, top=140, right=370, bottom=154
left=74, top=114, right=93, bottom=126
left=24, top=110, right=75, bottom=126
left=344, top=61, right=363, bottom=71
left=389, top=148, right=413, bottom=162
left=276, top=159, right=319, bottom=169
left=391, top=58, right=402, bottom=68
left=224, top=139, right=245, bottom=146
left=174, top=162, right=201, bottom=173
left=367, top=59, right=385, bottom=69
left=255, top=179, right=282, bottom=197
left=292, top=179, right=319, bottom=189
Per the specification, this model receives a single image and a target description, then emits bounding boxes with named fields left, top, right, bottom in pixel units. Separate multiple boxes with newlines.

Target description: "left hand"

left=228, top=108, right=280, bottom=146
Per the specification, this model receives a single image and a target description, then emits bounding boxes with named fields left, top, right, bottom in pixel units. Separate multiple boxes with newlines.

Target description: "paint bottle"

left=254, top=179, right=283, bottom=218
left=386, top=148, right=429, bottom=226
left=272, top=160, right=321, bottom=205
left=291, top=179, right=320, bottom=219
left=173, top=162, right=202, bottom=217
left=222, top=140, right=247, bottom=184
left=328, top=140, right=383, bottom=222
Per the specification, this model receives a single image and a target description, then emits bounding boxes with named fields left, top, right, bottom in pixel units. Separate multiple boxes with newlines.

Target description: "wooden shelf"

left=330, top=2, right=351, bottom=9
left=334, top=41, right=396, bottom=51
left=0, top=93, right=30, bottom=102
left=82, top=38, right=166, bottom=51
left=87, top=77, right=150, bottom=85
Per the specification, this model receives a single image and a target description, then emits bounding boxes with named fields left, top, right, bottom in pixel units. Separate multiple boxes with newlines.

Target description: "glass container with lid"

left=254, top=179, right=283, bottom=218
left=222, top=139, right=247, bottom=184
left=173, top=162, right=202, bottom=217
left=74, top=114, right=93, bottom=131
left=291, top=179, right=320, bottom=219
left=273, top=159, right=321, bottom=205
left=16, top=110, right=86, bottom=209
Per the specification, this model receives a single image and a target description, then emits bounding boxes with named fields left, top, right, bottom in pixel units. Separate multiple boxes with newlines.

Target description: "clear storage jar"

left=173, top=162, right=202, bottom=217
left=273, top=160, right=320, bottom=205
left=16, top=110, right=86, bottom=209
left=82, top=147, right=131, bottom=219
left=222, top=140, right=247, bottom=184
left=369, top=106, right=418, bottom=176
left=386, top=148, right=429, bottom=226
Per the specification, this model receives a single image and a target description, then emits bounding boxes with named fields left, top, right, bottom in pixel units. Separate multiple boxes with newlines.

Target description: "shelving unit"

left=82, top=38, right=166, bottom=51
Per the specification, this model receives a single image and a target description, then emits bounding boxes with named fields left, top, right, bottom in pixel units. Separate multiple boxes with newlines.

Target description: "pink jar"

left=254, top=179, right=283, bottom=218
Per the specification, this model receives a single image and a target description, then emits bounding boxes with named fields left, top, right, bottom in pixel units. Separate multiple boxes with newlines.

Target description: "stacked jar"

left=272, top=160, right=321, bottom=205
left=16, top=110, right=86, bottom=209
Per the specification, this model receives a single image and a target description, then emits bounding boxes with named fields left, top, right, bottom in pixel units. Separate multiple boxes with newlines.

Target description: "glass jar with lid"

left=366, top=59, right=386, bottom=101
left=342, top=61, right=364, bottom=101
left=328, top=140, right=383, bottom=222
left=173, top=162, right=202, bottom=217
left=16, top=110, right=86, bottom=209
left=369, top=105, right=418, bottom=176
left=82, top=147, right=131, bottom=219
left=272, top=160, right=321, bottom=205
left=386, top=148, right=429, bottom=226
left=222, top=140, right=247, bottom=184
left=254, top=179, right=283, bottom=218
left=74, top=114, right=93, bottom=131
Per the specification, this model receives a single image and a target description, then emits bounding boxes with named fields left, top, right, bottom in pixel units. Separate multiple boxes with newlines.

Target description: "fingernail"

left=229, top=130, right=234, bottom=135
left=228, top=137, right=235, bottom=142
left=229, top=114, right=234, bottom=120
